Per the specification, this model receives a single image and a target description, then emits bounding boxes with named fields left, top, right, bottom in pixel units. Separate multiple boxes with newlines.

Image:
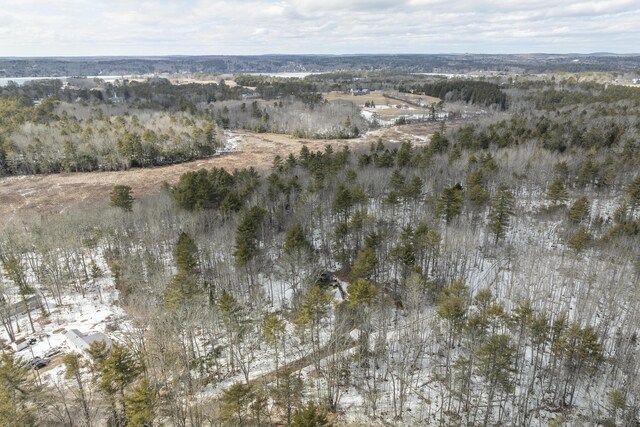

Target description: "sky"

left=0, top=0, right=639, bottom=56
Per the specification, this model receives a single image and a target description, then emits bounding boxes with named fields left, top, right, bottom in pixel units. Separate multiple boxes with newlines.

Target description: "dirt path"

left=0, top=123, right=449, bottom=219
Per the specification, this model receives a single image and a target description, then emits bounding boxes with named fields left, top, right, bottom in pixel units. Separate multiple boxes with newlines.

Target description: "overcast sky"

left=1, top=0, right=639, bottom=56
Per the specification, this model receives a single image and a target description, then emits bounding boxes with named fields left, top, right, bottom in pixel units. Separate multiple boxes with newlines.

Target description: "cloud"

left=0, top=0, right=638, bottom=56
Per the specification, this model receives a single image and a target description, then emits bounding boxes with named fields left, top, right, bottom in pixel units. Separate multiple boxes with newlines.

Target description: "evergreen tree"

left=109, top=185, right=134, bottom=212
left=63, top=353, right=92, bottom=427
left=403, top=175, right=423, bottom=202
left=88, top=342, right=144, bottom=425
left=175, top=232, right=199, bottom=276
left=437, top=185, right=464, bottom=224
left=124, top=380, right=156, bottom=427
left=488, top=184, right=515, bottom=243
left=284, top=224, right=313, bottom=257
left=577, top=155, right=599, bottom=187
left=164, top=232, right=201, bottom=308
left=163, top=272, right=199, bottom=309
left=221, top=383, right=267, bottom=427
left=554, top=161, right=569, bottom=181
left=350, top=247, right=378, bottom=281
left=477, top=334, right=515, bottom=425
left=346, top=279, right=377, bottom=309
left=332, top=183, right=354, bottom=221
left=271, top=370, right=304, bottom=425
left=388, top=169, right=406, bottom=193
left=626, top=175, right=640, bottom=213
left=263, top=312, right=286, bottom=374
left=567, top=226, right=592, bottom=253
left=467, top=170, right=488, bottom=209
left=0, top=353, right=41, bottom=426
left=234, top=206, right=267, bottom=267
left=291, top=401, right=331, bottom=427
left=568, top=196, right=590, bottom=224
left=546, top=178, right=569, bottom=206
left=437, top=280, right=470, bottom=339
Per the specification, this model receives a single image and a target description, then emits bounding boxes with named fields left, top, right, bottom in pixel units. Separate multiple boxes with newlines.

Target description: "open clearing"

left=0, top=122, right=453, bottom=219
left=325, top=90, right=441, bottom=118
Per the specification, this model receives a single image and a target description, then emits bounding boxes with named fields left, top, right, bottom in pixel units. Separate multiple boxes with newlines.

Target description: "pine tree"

left=437, top=280, right=470, bottom=339
left=437, top=185, right=464, bottom=224
left=350, top=247, right=378, bottom=281
left=221, top=383, right=267, bottom=426
left=284, top=224, right=313, bottom=257
left=109, top=184, right=134, bottom=212
left=164, top=232, right=201, bottom=308
left=347, top=279, right=378, bottom=357
left=271, top=371, right=304, bottom=425
left=389, top=169, right=406, bottom=193
left=626, top=175, right=640, bottom=213
left=403, top=175, right=423, bottom=202
left=567, top=226, right=592, bottom=253
left=0, top=353, right=41, bottom=426
left=296, top=286, right=334, bottom=364
left=124, top=380, right=156, bottom=427
left=554, top=161, right=569, bottom=181
left=467, top=170, right=488, bottom=209
left=488, top=184, right=515, bottom=243
left=163, top=272, right=199, bottom=309
left=88, top=342, right=143, bottom=425
left=346, top=279, right=377, bottom=309
left=477, top=334, right=515, bottom=426
left=332, top=183, right=354, bottom=221
left=219, top=291, right=242, bottom=322
left=568, top=196, right=590, bottom=224
left=63, top=353, right=92, bottom=427
left=577, top=155, right=599, bottom=187
left=175, top=232, right=199, bottom=276
left=546, top=178, right=569, bottom=207
left=291, top=401, right=331, bottom=427
left=234, top=206, right=267, bottom=267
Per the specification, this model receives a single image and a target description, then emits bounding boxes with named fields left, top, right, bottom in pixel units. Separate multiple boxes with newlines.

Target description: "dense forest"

left=0, top=75, right=639, bottom=426
left=405, top=80, right=508, bottom=110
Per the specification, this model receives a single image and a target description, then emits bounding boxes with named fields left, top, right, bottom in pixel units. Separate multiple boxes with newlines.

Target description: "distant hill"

left=1, top=53, right=639, bottom=77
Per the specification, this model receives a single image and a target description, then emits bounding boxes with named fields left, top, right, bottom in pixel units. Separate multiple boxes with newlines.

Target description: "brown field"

left=0, top=122, right=454, bottom=219
left=325, top=90, right=440, bottom=106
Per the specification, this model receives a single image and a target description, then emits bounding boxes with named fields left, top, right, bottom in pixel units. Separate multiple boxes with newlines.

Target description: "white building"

left=64, top=329, right=111, bottom=355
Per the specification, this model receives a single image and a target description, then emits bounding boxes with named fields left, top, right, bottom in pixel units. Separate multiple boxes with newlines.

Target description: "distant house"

left=350, top=88, right=369, bottom=96
left=633, top=78, right=640, bottom=85
left=241, top=90, right=258, bottom=99
left=1, top=294, right=42, bottom=318
left=64, top=329, right=111, bottom=355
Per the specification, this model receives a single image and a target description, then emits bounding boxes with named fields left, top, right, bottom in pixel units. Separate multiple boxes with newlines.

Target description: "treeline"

left=211, top=99, right=366, bottom=138
left=465, top=80, right=640, bottom=157
left=0, top=77, right=245, bottom=109
left=0, top=98, right=221, bottom=175
left=113, top=78, right=244, bottom=110
left=235, top=75, right=323, bottom=103
left=405, top=79, right=508, bottom=110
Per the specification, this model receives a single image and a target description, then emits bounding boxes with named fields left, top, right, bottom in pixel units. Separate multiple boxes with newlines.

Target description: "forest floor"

left=0, top=122, right=453, bottom=219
